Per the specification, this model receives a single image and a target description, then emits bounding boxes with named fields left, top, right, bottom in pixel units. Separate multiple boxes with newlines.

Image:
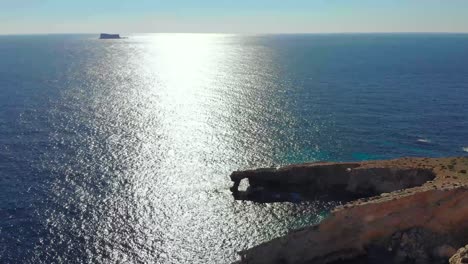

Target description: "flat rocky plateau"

left=230, top=157, right=468, bottom=264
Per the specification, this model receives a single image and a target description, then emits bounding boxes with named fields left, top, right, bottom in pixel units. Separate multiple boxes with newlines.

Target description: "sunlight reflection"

left=36, top=33, right=339, bottom=264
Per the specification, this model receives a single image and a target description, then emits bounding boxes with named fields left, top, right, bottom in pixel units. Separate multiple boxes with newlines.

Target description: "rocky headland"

left=230, top=157, right=468, bottom=264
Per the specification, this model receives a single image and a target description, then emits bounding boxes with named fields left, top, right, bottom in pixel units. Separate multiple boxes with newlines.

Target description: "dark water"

left=1, top=33, right=467, bottom=263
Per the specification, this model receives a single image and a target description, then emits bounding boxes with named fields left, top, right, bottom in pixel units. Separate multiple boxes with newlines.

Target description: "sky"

left=1, top=0, right=468, bottom=34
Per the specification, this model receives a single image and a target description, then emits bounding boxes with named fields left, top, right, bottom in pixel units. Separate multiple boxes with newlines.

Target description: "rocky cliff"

left=231, top=157, right=468, bottom=264
left=450, top=245, right=468, bottom=264
left=99, top=33, right=121, bottom=39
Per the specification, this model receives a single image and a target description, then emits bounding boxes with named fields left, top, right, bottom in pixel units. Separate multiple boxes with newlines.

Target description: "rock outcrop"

left=99, top=33, right=121, bottom=39
left=230, top=159, right=436, bottom=202
left=231, top=157, right=468, bottom=264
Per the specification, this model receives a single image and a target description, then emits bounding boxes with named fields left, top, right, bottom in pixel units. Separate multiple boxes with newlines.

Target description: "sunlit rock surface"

left=450, top=245, right=468, bottom=264
left=232, top=157, right=468, bottom=264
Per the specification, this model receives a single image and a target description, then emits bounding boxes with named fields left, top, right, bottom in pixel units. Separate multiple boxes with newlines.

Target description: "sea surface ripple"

left=1, top=34, right=468, bottom=263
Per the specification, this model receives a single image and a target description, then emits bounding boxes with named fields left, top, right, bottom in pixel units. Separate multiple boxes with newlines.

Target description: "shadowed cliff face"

left=231, top=157, right=468, bottom=264
left=99, top=33, right=121, bottom=39
left=230, top=161, right=435, bottom=203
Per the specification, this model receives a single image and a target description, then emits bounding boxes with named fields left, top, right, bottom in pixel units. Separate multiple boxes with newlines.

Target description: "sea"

left=1, top=33, right=468, bottom=263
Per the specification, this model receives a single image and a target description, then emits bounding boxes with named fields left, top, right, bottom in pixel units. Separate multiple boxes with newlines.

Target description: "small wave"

left=463, top=147, right=468, bottom=153
left=417, top=138, right=431, bottom=143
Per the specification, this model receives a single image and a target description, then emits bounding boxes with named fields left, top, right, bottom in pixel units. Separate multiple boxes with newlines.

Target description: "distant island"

left=99, top=33, right=122, bottom=39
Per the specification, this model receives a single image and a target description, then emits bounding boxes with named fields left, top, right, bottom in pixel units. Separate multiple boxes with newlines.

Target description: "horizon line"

left=2, top=31, right=468, bottom=36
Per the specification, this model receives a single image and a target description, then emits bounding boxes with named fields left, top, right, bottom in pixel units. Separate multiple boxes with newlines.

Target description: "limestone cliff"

left=450, top=245, right=468, bottom=264
left=231, top=157, right=468, bottom=264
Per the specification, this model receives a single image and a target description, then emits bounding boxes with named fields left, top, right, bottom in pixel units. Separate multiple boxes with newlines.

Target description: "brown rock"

left=230, top=158, right=438, bottom=202
left=450, top=245, right=468, bottom=264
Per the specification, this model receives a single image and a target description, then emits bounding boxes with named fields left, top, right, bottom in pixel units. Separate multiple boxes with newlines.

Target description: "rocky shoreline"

left=230, top=157, right=468, bottom=264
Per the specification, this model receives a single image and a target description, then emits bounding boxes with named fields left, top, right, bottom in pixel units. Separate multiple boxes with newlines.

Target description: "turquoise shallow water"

left=1, top=33, right=468, bottom=263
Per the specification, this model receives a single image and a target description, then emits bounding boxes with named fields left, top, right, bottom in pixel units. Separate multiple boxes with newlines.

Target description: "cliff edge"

left=231, top=157, right=468, bottom=264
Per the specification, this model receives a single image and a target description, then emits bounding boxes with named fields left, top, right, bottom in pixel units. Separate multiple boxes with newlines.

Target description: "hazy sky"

left=1, top=0, right=468, bottom=34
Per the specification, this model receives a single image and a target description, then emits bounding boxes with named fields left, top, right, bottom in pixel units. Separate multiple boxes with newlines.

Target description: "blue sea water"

left=1, top=33, right=468, bottom=263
